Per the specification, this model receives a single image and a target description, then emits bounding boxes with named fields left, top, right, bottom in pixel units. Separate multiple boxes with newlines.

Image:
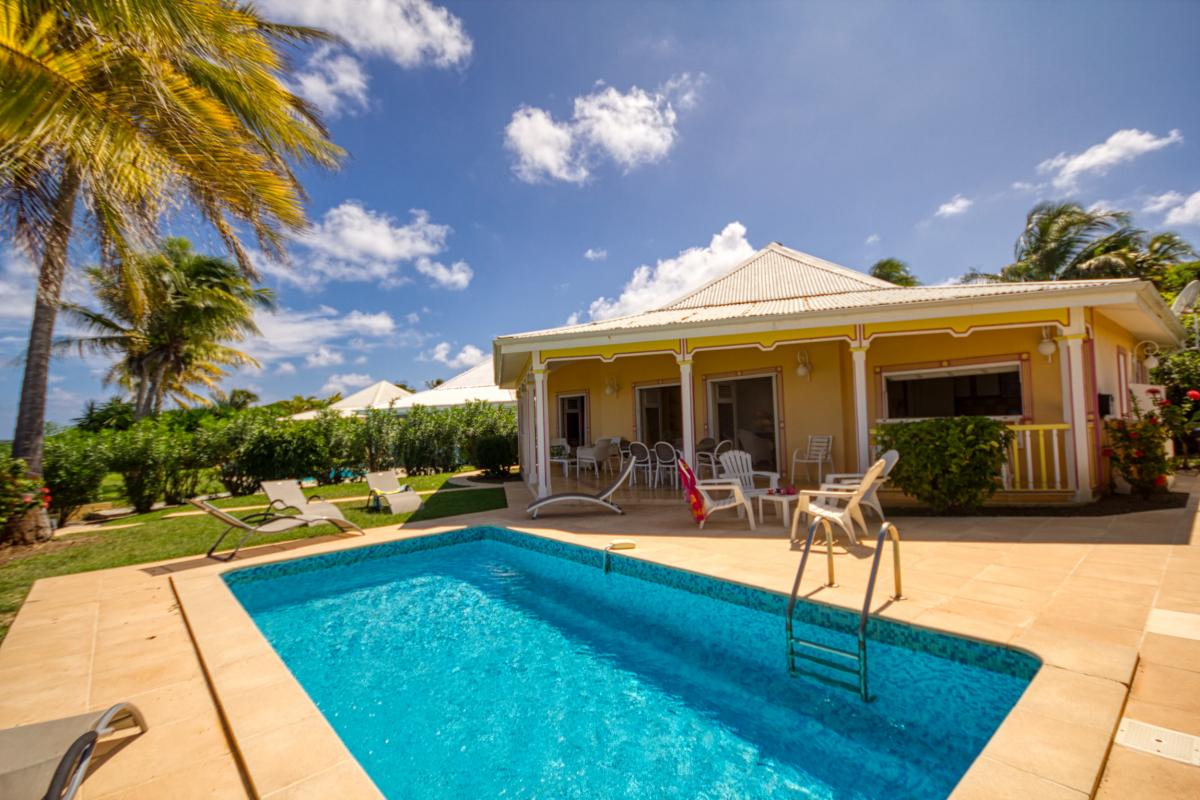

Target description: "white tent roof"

left=290, top=380, right=413, bottom=419
left=393, top=357, right=515, bottom=410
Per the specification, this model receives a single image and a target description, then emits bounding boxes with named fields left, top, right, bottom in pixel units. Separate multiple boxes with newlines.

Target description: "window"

left=884, top=364, right=1023, bottom=420
left=557, top=394, right=587, bottom=447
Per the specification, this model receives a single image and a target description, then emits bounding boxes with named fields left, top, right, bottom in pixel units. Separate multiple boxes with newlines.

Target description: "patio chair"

left=628, top=441, right=655, bottom=486
left=0, top=702, right=147, bottom=800
left=820, top=449, right=900, bottom=522
left=261, top=479, right=346, bottom=520
left=718, top=450, right=780, bottom=498
left=548, top=437, right=575, bottom=477
left=653, top=441, right=679, bottom=489
left=677, top=457, right=755, bottom=530
left=190, top=499, right=364, bottom=562
left=576, top=438, right=614, bottom=480
left=791, top=434, right=834, bottom=485
left=788, top=457, right=888, bottom=546
left=527, top=456, right=635, bottom=519
left=365, top=471, right=423, bottom=514
left=696, top=438, right=731, bottom=479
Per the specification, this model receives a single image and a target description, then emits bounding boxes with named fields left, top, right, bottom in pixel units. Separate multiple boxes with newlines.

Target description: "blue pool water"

left=226, top=527, right=1039, bottom=799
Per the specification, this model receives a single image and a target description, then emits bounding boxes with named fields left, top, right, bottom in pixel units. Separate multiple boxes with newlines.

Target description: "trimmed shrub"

left=42, top=429, right=109, bottom=526
left=472, top=433, right=518, bottom=477
left=874, top=416, right=1014, bottom=514
left=105, top=421, right=174, bottom=513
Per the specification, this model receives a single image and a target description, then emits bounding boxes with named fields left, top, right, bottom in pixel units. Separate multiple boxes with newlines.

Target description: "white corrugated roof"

left=394, top=357, right=516, bottom=409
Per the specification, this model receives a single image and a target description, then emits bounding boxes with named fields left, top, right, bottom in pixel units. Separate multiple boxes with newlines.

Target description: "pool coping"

left=171, top=517, right=1129, bottom=800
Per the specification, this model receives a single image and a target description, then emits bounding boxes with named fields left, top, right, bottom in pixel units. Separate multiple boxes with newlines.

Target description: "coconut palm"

left=996, top=202, right=1141, bottom=281
left=868, top=258, right=919, bottom=286
left=2, top=0, right=341, bottom=541
left=58, top=239, right=273, bottom=417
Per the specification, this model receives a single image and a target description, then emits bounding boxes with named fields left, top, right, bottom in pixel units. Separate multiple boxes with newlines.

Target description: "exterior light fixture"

left=1037, top=329, right=1058, bottom=362
left=603, top=376, right=619, bottom=397
left=795, top=351, right=812, bottom=380
left=1135, top=341, right=1161, bottom=372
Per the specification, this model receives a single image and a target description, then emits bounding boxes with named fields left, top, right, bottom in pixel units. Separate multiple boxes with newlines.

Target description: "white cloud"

left=864, top=234, right=880, bottom=245
left=405, top=311, right=421, bottom=324
left=320, top=372, right=375, bottom=395
left=1165, top=191, right=1200, bottom=226
left=934, top=194, right=973, bottom=218
left=1037, top=128, right=1183, bottom=190
left=565, top=311, right=581, bottom=326
left=306, top=345, right=344, bottom=368
left=354, top=355, right=368, bottom=365
left=1144, top=190, right=1186, bottom=215
left=583, top=247, right=608, bottom=261
left=586, top=221, right=755, bottom=320
left=275, top=362, right=297, bottom=375
left=292, top=47, right=369, bottom=117
left=342, top=310, right=396, bottom=336
left=414, top=257, right=473, bottom=290
left=505, top=73, right=705, bottom=184
left=257, top=0, right=472, bottom=69
left=423, top=341, right=486, bottom=369
left=0, top=251, right=35, bottom=323
left=260, top=201, right=472, bottom=290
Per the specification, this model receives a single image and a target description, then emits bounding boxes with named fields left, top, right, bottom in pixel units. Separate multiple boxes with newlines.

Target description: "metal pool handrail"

left=786, top=520, right=904, bottom=701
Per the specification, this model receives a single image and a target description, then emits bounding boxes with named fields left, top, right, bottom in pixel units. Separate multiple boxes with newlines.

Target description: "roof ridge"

left=656, top=244, right=772, bottom=310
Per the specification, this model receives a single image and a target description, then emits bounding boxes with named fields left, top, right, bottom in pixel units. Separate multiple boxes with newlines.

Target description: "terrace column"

left=532, top=361, right=551, bottom=499
left=1062, top=332, right=1094, bottom=502
left=678, top=356, right=696, bottom=467
left=851, top=344, right=871, bottom=471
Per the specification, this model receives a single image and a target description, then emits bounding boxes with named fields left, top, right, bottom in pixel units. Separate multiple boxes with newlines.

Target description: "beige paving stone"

left=1139, top=631, right=1200, bottom=670
left=1010, top=626, right=1138, bottom=685
left=1122, top=698, right=1200, bottom=737
left=262, top=760, right=383, bottom=799
left=974, top=563, right=1072, bottom=591
left=1073, top=557, right=1167, bottom=586
left=90, top=753, right=250, bottom=799
left=1095, top=745, right=1200, bottom=799
left=237, top=714, right=351, bottom=796
left=1018, top=666, right=1126, bottom=733
left=955, top=578, right=1055, bottom=611
left=1056, top=573, right=1160, bottom=606
left=1145, top=607, right=1200, bottom=640
left=82, top=712, right=231, bottom=798
left=950, top=756, right=1088, bottom=800
left=1129, top=661, right=1200, bottom=714
left=982, top=708, right=1113, bottom=794
left=1040, top=594, right=1151, bottom=631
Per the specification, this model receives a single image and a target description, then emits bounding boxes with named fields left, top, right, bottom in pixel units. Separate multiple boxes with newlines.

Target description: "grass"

left=0, top=478, right=506, bottom=642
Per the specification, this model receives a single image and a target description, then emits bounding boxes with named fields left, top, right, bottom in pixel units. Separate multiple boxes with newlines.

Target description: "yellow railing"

left=1006, top=423, right=1071, bottom=491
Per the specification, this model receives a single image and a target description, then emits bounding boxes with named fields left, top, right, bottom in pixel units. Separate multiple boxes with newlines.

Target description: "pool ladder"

left=785, top=521, right=904, bottom=701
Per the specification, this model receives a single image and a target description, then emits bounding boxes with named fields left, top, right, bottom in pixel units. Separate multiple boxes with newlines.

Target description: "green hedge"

left=874, top=417, right=1014, bottom=514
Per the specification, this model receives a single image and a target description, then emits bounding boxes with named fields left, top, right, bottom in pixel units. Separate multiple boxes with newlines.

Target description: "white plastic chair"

left=789, top=458, right=888, bottom=546
left=576, top=438, right=613, bottom=480
left=791, top=434, right=834, bottom=485
left=548, top=437, right=574, bottom=477
left=820, top=449, right=899, bottom=522
left=717, top=450, right=779, bottom=497
left=628, top=441, right=654, bottom=487
left=679, top=457, right=756, bottom=530
left=653, top=441, right=679, bottom=489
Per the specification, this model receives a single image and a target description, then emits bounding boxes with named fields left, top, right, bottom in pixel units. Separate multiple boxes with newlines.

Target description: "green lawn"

left=0, top=480, right=506, bottom=642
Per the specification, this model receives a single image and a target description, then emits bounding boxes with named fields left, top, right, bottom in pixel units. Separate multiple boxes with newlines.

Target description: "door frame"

left=634, top=381, right=681, bottom=444
left=704, top=371, right=782, bottom=473
left=555, top=391, right=589, bottom=446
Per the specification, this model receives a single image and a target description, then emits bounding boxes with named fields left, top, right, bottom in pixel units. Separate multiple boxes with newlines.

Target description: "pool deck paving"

left=2, top=476, right=1199, bottom=798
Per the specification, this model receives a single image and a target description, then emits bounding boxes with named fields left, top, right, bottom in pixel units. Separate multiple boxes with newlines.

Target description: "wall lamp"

left=795, top=351, right=813, bottom=380
left=1135, top=341, right=1161, bottom=372
left=1037, top=328, right=1058, bottom=363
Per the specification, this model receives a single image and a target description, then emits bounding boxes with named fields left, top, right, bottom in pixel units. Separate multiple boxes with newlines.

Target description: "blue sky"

left=3, top=0, right=1200, bottom=431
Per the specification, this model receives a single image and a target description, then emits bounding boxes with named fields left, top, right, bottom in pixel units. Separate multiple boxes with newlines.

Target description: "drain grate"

left=1115, top=718, right=1200, bottom=766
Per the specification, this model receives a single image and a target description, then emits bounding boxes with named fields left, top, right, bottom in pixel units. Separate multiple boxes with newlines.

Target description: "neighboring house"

left=290, top=380, right=413, bottom=420
left=393, top=357, right=517, bottom=411
left=493, top=242, right=1183, bottom=503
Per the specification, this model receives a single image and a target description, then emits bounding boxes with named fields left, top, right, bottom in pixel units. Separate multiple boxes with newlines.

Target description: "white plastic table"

left=756, top=492, right=798, bottom=529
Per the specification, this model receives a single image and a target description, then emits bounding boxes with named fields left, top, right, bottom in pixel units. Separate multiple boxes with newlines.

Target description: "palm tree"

left=1, top=0, right=341, bottom=541
left=58, top=239, right=273, bottom=417
left=868, top=258, right=919, bottom=286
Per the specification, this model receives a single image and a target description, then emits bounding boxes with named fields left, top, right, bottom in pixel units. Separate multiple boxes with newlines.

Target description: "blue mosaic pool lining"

left=224, top=525, right=1041, bottom=680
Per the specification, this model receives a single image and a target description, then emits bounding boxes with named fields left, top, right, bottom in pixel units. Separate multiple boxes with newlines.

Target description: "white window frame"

left=635, top=382, right=681, bottom=444
left=706, top=372, right=781, bottom=473
left=880, top=361, right=1024, bottom=423
left=556, top=392, right=588, bottom=445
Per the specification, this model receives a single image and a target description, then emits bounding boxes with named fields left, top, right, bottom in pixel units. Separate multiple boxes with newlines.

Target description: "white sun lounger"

left=261, top=479, right=346, bottom=520
left=190, top=498, right=364, bottom=561
left=527, top=457, right=635, bottom=518
left=365, top=471, right=423, bottom=514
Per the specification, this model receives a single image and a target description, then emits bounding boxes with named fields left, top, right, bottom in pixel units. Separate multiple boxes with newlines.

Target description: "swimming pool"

left=226, top=527, right=1039, bottom=799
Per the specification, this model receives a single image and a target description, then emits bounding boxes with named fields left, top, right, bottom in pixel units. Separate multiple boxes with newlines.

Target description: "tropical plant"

left=216, top=388, right=260, bottom=411
left=74, top=397, right=136, bottom=432
left=874, top=417, right=1014, bottom=513
left=58, top=238, right=274, bottom=418
left=104, top=421, right=174, bottom=513
left=472, top=434, right=518, bottom=477
left=868, top=258, right=919, bottom=286
left=42, top=428, right=108, bottom=526
left=1103, top=394, right=1172, bottom=499
left=0, top=452, right=43, bottom=529
left=2, top=0, right=342, bottom=542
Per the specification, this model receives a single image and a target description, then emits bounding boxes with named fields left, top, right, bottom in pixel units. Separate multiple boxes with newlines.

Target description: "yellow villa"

left=493, top=242, right=1184, bottom=504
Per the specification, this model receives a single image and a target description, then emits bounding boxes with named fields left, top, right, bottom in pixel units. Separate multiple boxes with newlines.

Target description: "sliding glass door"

left=708, top=375, right=778, bottom=470
left=637, top=384, right=682, bottom=446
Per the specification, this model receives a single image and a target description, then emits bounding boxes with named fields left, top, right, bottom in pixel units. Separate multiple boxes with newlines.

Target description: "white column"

left=851, top=344, right=871, bottom=471
left=1063, top=334, right=1094, bottom=502
left=532, top=361, right=551, bottom=499
left=1056, top=329, right=1078, bottom=492
left=678, top=357, right=695, bottom=467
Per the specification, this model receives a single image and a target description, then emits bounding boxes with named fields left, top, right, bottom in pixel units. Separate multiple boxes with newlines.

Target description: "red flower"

left=1148, top=387, right=1161, bottom=396
left=1155, top=475, right=1168, bottom=487
left=1101, top=447, right=1114, bottom=458
left=1161, top=399, right=1173, bottom=406
left=1134, top=449, right=1144, bottom=458
left=1129, top=431, right=1139, bottom=439
left=1187, top=389, right=1200, bottom=401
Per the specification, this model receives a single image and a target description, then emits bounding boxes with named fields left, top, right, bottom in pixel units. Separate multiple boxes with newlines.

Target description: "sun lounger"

left=364, top=471, right=423, bottom=514
left=261, top=479, right=346, bottom=520
left=527, top=456, right=635, bottom=518
left=0, top=702, right=146, bottom=800
left=190, top=499, right=364, bottom=561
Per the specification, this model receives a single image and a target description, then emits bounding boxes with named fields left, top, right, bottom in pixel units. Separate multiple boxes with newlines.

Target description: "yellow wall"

left=1091, top=310, right=1137, bottom=410
left=547, top=354, right=680, bottom=444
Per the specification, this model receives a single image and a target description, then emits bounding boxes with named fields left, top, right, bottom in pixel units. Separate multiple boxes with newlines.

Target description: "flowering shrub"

left=0, top=453, right=45, bottom=527
left=1104, top=393, right=1172, bottom=498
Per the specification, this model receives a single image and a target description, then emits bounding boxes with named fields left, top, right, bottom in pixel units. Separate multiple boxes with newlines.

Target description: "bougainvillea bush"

left=1104, top=392, right=1172, bottom=499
